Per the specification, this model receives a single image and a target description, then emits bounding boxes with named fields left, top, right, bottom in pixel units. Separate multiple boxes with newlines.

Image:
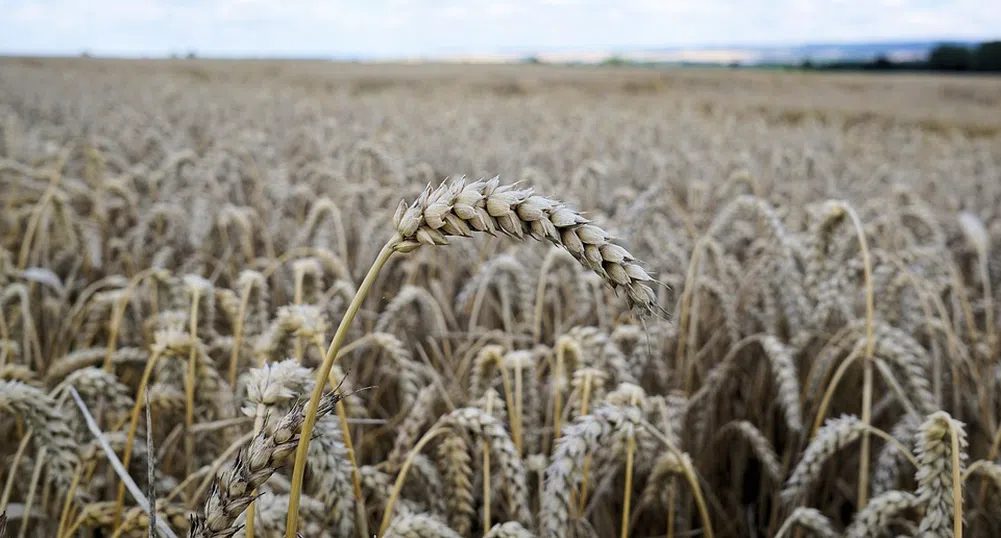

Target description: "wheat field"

left=1, top=58, right=1000, bottom=538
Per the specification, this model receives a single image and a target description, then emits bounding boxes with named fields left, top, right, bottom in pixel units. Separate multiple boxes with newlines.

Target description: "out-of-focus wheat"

left=2, top=59, right=999, bottom=538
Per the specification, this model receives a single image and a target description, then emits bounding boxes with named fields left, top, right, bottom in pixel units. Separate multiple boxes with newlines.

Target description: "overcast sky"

left=1, top=0, right=998, bottom=58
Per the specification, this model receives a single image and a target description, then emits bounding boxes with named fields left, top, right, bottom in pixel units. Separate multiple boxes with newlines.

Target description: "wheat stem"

left=285, top=236, right=398, bottom=538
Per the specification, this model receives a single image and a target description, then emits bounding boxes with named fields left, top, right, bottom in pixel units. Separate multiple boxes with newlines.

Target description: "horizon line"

left=1, top=35, right=998, bottom=61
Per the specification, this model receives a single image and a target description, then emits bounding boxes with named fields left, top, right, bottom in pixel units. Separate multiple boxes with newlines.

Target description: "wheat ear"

left=187, top=391, right=342, bottom=538
left=844, top=490, right=918, bottom=538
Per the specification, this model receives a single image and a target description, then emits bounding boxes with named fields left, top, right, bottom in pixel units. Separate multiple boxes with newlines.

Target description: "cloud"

left=0, top=0, right=997, bottom=57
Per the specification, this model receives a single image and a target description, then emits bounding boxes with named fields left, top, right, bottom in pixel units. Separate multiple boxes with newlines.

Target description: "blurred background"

left=2, top=0, right=1000, bottom=70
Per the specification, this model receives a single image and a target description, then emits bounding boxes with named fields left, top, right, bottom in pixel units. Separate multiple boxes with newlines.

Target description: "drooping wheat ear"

left=844, top=490, right=919, bottom=538
left=637, top=450, right=691, bottom=511
left=540, top=405, right=639, bottom=538
left=475, top=387, right=509, bottom=423
left=388, top=386, right=438, bottom=468
left=291, top=257, right=324, bottom=305
left=484, top=521, right=536, bottom=538
left=782, top=414, right=866, bottom=504
left=773, top=507, right=837, bottom=538
left=382, top=513, right=462, bottom=538
left=565, top=325, right=609, bottom=369
left=707, top=195, right=808, bottom=334
left=45, top=345, right=103, bottom=381
left=393, top=177, right=658, bottom=314
left=870, top=321, right=936, bottom=415
left=690, top=334, right=802, bottom=441
left=342, top=332, right=423, bottom=411
left=873, top=414, right=921, bottom=496
left=235, top=270, right=270, bottom=333
left=443, top=407, right=531, bottom=526
left=0, top=380, right=79, bottom=487
left=805, top=201, right=852, bottom=329
left=436, top=431, right=475, bottom=537
left=457, top=252, right=533, bottom=332
left=914, top=411, right=967, bottom=538
left=470, top=344, right=509, bottom=397
left=957, top=211, right=993, bottom=349
left=966, top=460, right=1001, bottom=497
left=187, top=390, right=343, bottom=538
left=359, top=464, right=422, bottom=521
left=57, top=366, right=135, bottom=428
left=406, top=454, right=446, bottom=515
left=715, top=420, right=782, bottom=482
left=759, top=335, right=803, bottom=431
left=374, top=285, right=450, bottom=341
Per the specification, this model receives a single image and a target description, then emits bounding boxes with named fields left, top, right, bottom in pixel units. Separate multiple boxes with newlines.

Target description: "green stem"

left=285, top=237, right=399, bottom=538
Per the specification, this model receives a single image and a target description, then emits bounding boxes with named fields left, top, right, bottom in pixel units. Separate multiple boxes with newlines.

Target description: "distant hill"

left=516, top=40, right=986, bottom=66
left=730, top=40, right=982, bottom=65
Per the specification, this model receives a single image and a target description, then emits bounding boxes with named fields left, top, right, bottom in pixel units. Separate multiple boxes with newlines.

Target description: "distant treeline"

left=801, top=41, right=1001, bottom=73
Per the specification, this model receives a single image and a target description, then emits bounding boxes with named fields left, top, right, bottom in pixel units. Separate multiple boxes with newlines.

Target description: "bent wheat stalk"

left=284, top=177, right=658, bottom=537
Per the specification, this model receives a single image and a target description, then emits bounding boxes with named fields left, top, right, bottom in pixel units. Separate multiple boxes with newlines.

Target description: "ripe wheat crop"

left=1, top=58, right=1001, bottom=538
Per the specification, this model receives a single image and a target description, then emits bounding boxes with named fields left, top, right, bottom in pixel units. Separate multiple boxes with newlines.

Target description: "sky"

left=1, top=0, right=999, bottom=58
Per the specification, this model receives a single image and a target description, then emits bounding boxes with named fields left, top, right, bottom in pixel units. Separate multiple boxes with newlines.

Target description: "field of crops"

left=1, top=58, right=1001, bottom=538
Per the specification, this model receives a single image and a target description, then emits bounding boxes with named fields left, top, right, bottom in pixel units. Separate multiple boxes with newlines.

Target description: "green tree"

left=927, top=44, right=973, bottom=71
left=973, top=41, right=1001, bottom=72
